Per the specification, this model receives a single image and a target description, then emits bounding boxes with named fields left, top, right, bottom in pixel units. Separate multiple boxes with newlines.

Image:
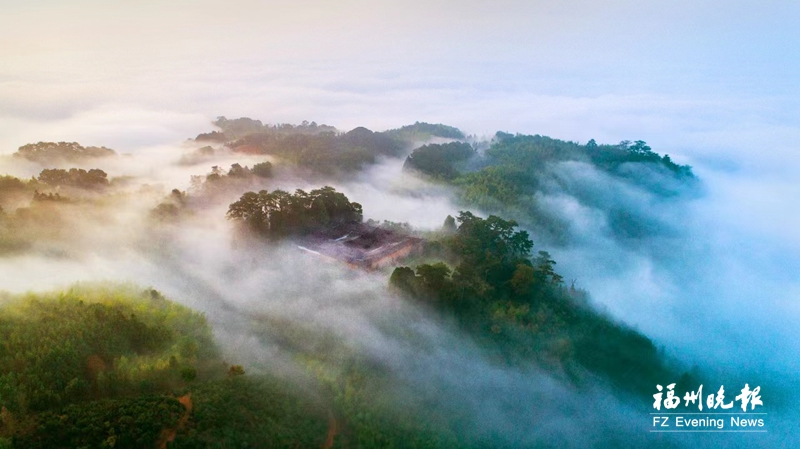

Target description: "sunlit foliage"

left=37, top=168, right=109, bottom=189
left=384, top=121, right=466, bottom=141
left=227, top=186, right=363, bottom=237
left=14, top=142, right=115, bottom=164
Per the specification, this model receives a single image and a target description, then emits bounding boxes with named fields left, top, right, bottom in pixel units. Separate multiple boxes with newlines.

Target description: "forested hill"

left=224, top=185, right=691, bottom=398
left=191, top=117, right=467, bottom=174
left=404, top=132, right=693, bottom=191
left=403, top=132, right=697, bottom=243
left=0, top=118, right=705, bottom=448
left=13, top=142, right=116, bottom=164
left=0, top=285, right=332, bottom=448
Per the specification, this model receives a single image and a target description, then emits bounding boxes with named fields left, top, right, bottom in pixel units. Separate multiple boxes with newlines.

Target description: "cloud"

left=0, top=134, right=795, bottom=446
left=0, top=1, right=797, bottom=444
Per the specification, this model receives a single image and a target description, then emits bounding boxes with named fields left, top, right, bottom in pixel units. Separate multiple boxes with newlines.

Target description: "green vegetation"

left=0, top=286, right=487, bottom=448
left=37, top=168, right=109, bottom=189
left=403, top=142, right=475, bottom=180
left=189, top=162, right=273, bottom=194
left=211, top=117, right=337, bottom=140
left=364, top=218, right=414, bottom=234
left=198, top=117, right=396, bottom=174
left=172, top=161, right=276, bottom=212
left=227, top=186, right=362, bottom=238
left=229, top=126, right=402, bottom=174
left=177, top=146, right=216, bottom=165
left=403, top=132, right=696, bottom=242
left=0, top=177, right=27, bottom=194
left=407, top=132, right=693, bottom=188
left=0, top=173, right=112, bottom=255
left=384, top=122, right=465, bottom=141
left=212, top=117, right=464, bottom=144
left=13, top=395, right=186, bottom=448
left=31, top=192, right=69, bottom=203
left=251, top=161, right=273, bottom=178
left=0, top=285, right=215, bottom=415
left=307, top=360, right=461, bottom=449
left=247, top=315, right=469, bottom=449
left=0, top=273, right=684, bottom=448
left=0, top=176, right=37, bottom=212
left=198, top=118, right=467, bottom=175
left=193, top=131, right=227, bottom=143
left=455, top=165, right=529, bottom=210
left=0, top=122, right=705, bottom=447
left=586, top=138, right=693, bottom=177
left=150, top=189, right=191, bottom=222
left=169, top=376, right=329, bottom=449
left=0, top=176, right=66, bottom=254
left=0, top=285, right=212, bottom=447
left=0, top=286, right=337, bottom=448
left=13, top=142, right=115, bottom=164
left=391, top=212, right=680, bottom=395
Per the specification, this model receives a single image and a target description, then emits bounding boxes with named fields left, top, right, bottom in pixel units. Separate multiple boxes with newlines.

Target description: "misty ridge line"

left=3, top=1, right=798, bottom=444
left=0, top=117, right=793, bottom=448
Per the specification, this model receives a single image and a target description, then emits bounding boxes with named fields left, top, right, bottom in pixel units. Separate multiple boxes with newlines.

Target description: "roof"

left=296, top=222, right=422, bottom=268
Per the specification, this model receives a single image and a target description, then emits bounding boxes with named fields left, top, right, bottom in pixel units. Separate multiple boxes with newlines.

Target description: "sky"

left=2, top=0, right=798, bottom=153
left=1, top=1, right=799, bottom=444
left=2, top=0, right=797, bottom=248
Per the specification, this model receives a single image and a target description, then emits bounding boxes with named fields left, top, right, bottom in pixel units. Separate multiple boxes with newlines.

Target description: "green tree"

left=227, top=187, right=362, bottom=237
left=442, top=215, right=457, bottom=233
left=415, top=263, right=452, bottom=292
left=403, top=142, right=475, bottom=179
left=14, top=142, right=115, bottom=163
left=37, top=168, right=108, bottom=189
left=534, top=251, right=563, bottom=285
left=452, top=211, right=533, bottom=269
left=628, top=140, right=652, bottom=155
left=252, top=161, right=273, bottom=178
left=510, top=263, right=537, bottom=297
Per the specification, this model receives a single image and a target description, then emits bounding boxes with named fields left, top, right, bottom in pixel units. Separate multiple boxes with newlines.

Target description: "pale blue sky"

left=2, top=0, right=798, bottom=242
left=2, top=0, right=798, bottom=236
left=2, top=1, right=798, bottom=148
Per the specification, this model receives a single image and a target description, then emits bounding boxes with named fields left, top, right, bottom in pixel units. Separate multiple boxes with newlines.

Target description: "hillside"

left=0, top=119, right=705, bottom=448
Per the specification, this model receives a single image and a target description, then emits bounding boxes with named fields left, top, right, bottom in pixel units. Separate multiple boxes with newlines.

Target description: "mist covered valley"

left=0, top=117, right=795, bottom=448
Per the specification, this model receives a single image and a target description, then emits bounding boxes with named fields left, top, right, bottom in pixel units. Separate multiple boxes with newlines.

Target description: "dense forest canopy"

left=189, top=162, right=272, bottom=192
left=383, top=121, right=466, bottom=141
left=0, top=286, right=216, bottom=413
left=191, top=117, right=468, bottom=175
left=3, top=285, right=659, bottom=448
left=3, top=281, right=638, bottom=448
left=0, top=286, right=213, bottom=446
left=403, top=141, right=476, bottom=180
left=223, top=184, right=688, bottom=397
left=0, top=173, right=88, bottom=254
left=406, top=132, right=693, bottom=183
left=224, top=126, right=401, bottom=174
left=398, top=130, right=697, bottom=243
left=227, top=186, right=363, bottom=238
left=13, top=142, right=116, bottom=164
left=37, top=168, right=109, bottom=189
left=0, top=286, right=338, bottom=449
left=0, top=118, right=708, bottom=448
left=390, top=212, right=680, bottom=395
left=209, top=117, right=464, bottom=142
left=210, top=116, right=338, bottom=140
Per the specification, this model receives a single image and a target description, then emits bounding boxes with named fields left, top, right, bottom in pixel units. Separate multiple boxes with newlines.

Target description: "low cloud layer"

left=0, top=1, right=796, bottom=444
left=0, top=134, right=795, bottom=446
